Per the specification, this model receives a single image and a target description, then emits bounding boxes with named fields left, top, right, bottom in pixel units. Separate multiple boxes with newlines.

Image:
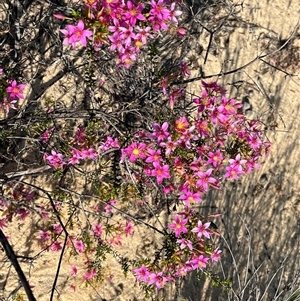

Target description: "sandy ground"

left=0, top=0, right=300, bottom=300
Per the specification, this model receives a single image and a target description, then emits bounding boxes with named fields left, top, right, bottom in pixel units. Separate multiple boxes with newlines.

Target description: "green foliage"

left=198, top=269, right=232, bottom=291
left=162, top=233, right=177, bottom=261
left=24, top=120, right=51, bottom=138
left=0, top=128, right=11, bottom=148
left=0, top=80, right=6, bottom=96
left=286, top=289, right=300, bottom=301
left=226, top=135, right=253, bottom=159
left=13, top=293, right=25, bottom=301
left=71, top=10, right=81, bottom=18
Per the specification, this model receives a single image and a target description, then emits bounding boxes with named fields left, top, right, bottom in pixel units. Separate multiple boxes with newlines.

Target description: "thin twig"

left=58, top=186, right=166, bottom=236
left=173, top=19, right=300, bottom=86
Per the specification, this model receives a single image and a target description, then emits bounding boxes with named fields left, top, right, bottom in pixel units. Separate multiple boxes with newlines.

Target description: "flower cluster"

left=134, top=210, right=221, bottom=290
left=37, top=212, right=135, bottom=285
left=43, top=125, right=106, bottom=168
left=122, top=82, right=269, bottom=192
left=0, top=183, right=41, bottom=228
left=57, top=0, right=183, bottom=67
left=0, top=68, right=26, bottom=114
left=120, top=81, right=270, bottom=289
left=40, top=80, right=270, bottom=293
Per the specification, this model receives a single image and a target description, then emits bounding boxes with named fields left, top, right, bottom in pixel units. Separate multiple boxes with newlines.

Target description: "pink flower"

left=150, top=0, right=170, bottom=21
left=201, top=80, right=227, bottom=95
left=179, top=61, right=190, bottom=77
left=0, top=218, right=8, bottom=229
left=81, top=147, right=98, bottom=160
left=72, top=126, right=86, bottom=145
left=151, top=161, right=171, bottom=184
left=60, top=27, right=74, bottom=48
left=169, top=88, right=183, bottom=109
left=119, top=25, right=136, bottom=46
left=110, top=234, right=122, bottom=246
left=181, top=173, right=198, bottom=193
left=52, top=223, right=63, bottom=234
left=118, top=46, right=137, bottom=68
left=109, top=34, right=125, bottom=53
left=191, top=220, right=211, bottom=239
left=169, top=2, right=182, bottom=24
left=105, top=200, right=116, bottom=214
left=124, top=220, right=134, bottom=236
left=218, top=96, right=242, bottom=115
left=145, top=148, right=162, bottom=164
left=149, top=15, right=168, bottom=31
left=211, top=247, right=222, bottom=262
left=148, top=271, right=169, bottom=289
left=175, top=264, right=192, bottom=277
left=168, top=215, right=188, bottom=237
left=70, top=265, right=77, bottom=276
left=74, top=240, right=85, bottom=253
left=122, top=142, right=147, bottom=162
left=68, top=148, right=82, bottom=165
left=100, top=136, right=120, bottom=151
left=179, top=190, right=202, bottom=206
left=190, top=255, right=210, bottom=269
left=93, top=223, right=103, bottom=237
left=175, top=116, right=190, bottom=133
left=244, top=157, right=260, bottom=174
left=247, top=135, right=262, bottom=151
left=40, top=128, right=54, bottom=143
left=124, top=1, right=146, bottom=26
left=177, top=238, right=193, bottom=251
left=44, top=150, right=65, bottom=169
left=108, top=18, right=122, bottom=35
left=133, top=264, right=150, bottom=282
left=174, top=157, right=186, bottom=175
left=178, top=125, right=198, bottom=149
left=228, top=153, right=247, bottom=168
left=83, top=268, right=97, bottom=281
left=50, top=241, right=62, bottom=252
left=193, top=91, right=215, bottom=113
left=6, top=80, right=25, bottom=99
left=61, top=20, right=92, bottom=49
left=150, top=122, right=170, bottom=142
left=196, top=168, right=217, bottom=192
left=210, top=107, right=227, bottom=125
left=38, top=230, right=51, bottom=241
left=224, top=165, right=243, bottom=179
left=206, top=150, right=224, bottom=167
left=196, top=120, right=210, bottom=136
left=135, top=26, right=152, bottom=45
left=1, top=98, right=17, bottom=113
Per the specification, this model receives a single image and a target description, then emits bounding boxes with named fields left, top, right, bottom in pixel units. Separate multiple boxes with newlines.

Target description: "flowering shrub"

left=118, top=81, right=270, bottom=292
left=32, top=79, right=269, bottom=295
left=0, top=0, right=272, bottom=300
